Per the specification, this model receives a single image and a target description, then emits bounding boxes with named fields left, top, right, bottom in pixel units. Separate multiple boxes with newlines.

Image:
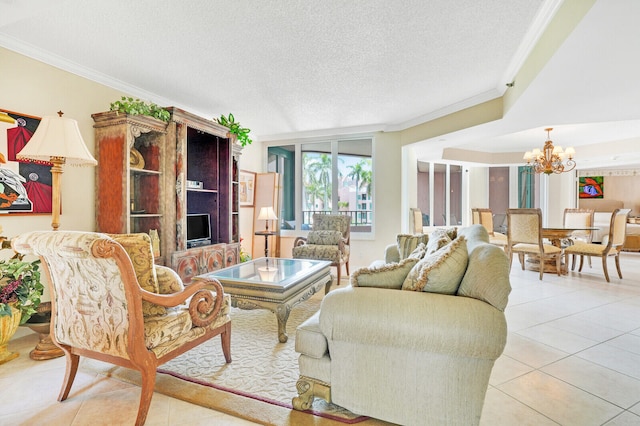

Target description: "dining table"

left=526, top=226, right=600, bottom=275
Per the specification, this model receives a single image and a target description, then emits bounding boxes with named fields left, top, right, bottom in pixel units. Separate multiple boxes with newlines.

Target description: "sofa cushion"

left=457, top=242, right=511, bottom=311
left=351, top=255, right=421, bottom=289
left=396, top=234, right=429, bottom=260
left=402, top=236, right=468, bottom=294
left=307, top=230, right=343, bottom=245
left=295, top=311, right=328, bottom=359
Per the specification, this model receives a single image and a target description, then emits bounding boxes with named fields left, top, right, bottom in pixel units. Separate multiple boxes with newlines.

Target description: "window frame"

left=265, top=136, right=375, bottom=237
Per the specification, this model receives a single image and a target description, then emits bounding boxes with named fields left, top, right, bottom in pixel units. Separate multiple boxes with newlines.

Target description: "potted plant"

left=0, top=233, right=43, bottom=364
left=0, top=252, right=43, bottom=325
left=216, top=113, right=253, bottom=147
left=110, top=96, right=171, bottom=122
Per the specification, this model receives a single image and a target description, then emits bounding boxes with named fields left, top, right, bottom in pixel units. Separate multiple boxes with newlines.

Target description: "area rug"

left=84, top=284, right=393, bottom=426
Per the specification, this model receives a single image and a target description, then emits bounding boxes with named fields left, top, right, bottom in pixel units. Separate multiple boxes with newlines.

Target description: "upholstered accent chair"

left=564, top=208, right=630, bottom=282
left=292, top=214, right=350, bottom=283
left=562, top=208, right=595, bottom=269
left=12, top=231, right=231, bottom=426
left=507, top=208, right=562, bottom=279
left=472, top=208, right=507, bottom=248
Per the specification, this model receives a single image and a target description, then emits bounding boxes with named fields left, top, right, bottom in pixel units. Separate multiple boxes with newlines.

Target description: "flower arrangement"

left=239, top=237, right=252, bottom=263
left=0, top=230, right=43, bottom=325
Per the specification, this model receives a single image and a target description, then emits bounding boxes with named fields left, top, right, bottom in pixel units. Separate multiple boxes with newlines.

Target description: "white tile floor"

left=2, top=252, right=640, bottom=425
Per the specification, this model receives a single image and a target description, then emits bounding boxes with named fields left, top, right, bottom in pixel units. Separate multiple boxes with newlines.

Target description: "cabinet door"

left=201, top=244, right=225, bottom=272
left=171, top=249, right=202, bottom=284
left=225, top=243, right=239, bottom=267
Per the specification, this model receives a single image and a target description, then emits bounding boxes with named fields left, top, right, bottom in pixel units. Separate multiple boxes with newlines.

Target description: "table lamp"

left=258, top=206, right=278, bottom=232
left=17, top=111, right=97, bottom=230
left=16, top=111, right=97, bottom=360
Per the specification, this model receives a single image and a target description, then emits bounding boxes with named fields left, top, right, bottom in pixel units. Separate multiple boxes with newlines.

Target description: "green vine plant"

left=110, top=97, right=171, bottom=123
left=216, top=113, right=253, bottom=147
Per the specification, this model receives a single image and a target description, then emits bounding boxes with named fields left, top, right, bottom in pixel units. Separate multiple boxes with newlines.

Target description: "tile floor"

left=2, top=252, right=640, bottom=425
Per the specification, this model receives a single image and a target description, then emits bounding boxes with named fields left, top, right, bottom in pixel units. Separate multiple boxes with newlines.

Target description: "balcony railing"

left=302, top=210, right=372, bottom=227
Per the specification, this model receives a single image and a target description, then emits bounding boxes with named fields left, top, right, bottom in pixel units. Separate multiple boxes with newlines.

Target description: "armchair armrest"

left=319, top=286, right=507, bottom=359
left=140, top=278, right=225, bottom=327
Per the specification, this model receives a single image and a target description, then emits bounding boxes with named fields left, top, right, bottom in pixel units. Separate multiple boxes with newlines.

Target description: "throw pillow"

left=425, top=230, right=451, bottom=256
left=351, top=256, right=420, bottom=289
left=108, top=233, right=165, bottom=316
left=396, top=233, right=429, bottom=260
left=402, top=236, right=468, bottom=294
left=307, top=230, right=343, bottom=245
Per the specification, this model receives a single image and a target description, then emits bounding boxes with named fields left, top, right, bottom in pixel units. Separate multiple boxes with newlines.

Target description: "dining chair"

left=506, top=208, right=562, bottom=279
left=410, top=207, right=423, bottom=234
left=562, top=208, right=595, bottom=269
left=472, top=208, right=507, bottom=248
left=564, top=208, right=630, bottom=282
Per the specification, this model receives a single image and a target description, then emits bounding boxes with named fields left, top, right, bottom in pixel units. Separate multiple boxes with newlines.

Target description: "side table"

left=254, top=230, right=277, bottom=258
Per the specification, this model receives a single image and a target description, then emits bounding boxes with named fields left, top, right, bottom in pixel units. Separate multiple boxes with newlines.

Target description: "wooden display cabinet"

left=92, top=111, right=174, bottom=265
left=166, top=107, right=242, bottom=281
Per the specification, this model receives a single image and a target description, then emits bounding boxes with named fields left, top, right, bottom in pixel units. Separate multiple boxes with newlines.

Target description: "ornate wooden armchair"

left=12, top=231, right=231, bottom=426
left=292, top=214, right=350, bottom=283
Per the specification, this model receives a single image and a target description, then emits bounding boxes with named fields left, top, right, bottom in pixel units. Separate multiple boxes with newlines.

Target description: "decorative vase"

left=0, top=305, right=22, bottom=364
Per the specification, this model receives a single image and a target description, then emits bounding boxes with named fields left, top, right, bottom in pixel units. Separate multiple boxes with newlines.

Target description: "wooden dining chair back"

left=507, top=208, right=562, bottom=279
left=472, top=208, right=507, bottom=248
left=410, top=208, right=423, bottom=234
left=563, top=208, right=595, bottom=243
left=563, top=208, right=595, bottom=269
left=564, top=208, right=631, bottom=282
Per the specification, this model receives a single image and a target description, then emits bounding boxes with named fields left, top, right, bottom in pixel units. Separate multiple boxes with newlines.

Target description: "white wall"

left=1, top=47, right=124, bottom=238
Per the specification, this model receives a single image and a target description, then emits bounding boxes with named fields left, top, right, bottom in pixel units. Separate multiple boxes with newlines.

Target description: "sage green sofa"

left=292, top=225, right=511, bottom=425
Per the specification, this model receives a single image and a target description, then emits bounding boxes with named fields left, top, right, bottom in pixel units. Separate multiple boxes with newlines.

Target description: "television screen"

left=187, top=214, right=211, bottom=242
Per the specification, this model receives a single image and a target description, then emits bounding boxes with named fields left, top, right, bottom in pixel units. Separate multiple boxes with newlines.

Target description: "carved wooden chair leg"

left=58, top=349, right=79, bottom=402
left=221, top=322, right=232, bottom=363
left=136, top=368, right=157, bottom=426
left=615, top=254, right=623, bottom=279
left=602, top=257, right=610, bottom=282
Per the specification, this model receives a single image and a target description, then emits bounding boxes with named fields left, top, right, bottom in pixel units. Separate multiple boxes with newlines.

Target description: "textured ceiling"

left=1, top=0, right=639, bottom=170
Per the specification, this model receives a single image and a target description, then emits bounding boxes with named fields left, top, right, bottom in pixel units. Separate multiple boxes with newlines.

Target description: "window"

left=267, top=138, right=373, bottom=233
left=417, top=162, right=462, bottom=226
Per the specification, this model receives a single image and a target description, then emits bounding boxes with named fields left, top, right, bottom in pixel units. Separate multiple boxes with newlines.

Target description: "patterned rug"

left=85, top=285, right=392, bottom=425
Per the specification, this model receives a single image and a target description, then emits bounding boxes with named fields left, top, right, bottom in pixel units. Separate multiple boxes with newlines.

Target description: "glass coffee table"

left=195, top=257, right=332, bottom=343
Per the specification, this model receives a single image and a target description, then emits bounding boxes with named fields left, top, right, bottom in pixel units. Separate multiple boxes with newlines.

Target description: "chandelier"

left=523, top=128, right=576, bottom=174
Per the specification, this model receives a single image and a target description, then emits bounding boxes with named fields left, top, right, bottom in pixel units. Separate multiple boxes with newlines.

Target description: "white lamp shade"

left=257, top=206, right=278, bottom=221
left=17, top=115, right=97, bottom=165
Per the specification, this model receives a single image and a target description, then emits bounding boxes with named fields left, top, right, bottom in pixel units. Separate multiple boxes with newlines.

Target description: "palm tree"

left=346, top=159, right=371, bottom=199
left=306, top=153, right=332, bottom=210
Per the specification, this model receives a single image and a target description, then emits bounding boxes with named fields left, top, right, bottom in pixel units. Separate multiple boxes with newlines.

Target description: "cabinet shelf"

left=131, top=168, right=161, bottom=175
left=186, top=188, right=218, bottom=193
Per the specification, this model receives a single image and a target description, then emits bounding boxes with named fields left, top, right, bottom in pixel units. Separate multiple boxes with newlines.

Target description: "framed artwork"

left=0, top=109, right=53, bottom=213
left=239, top=170, right=256, bottom=207
left=579, top=176, right=604, bottom=199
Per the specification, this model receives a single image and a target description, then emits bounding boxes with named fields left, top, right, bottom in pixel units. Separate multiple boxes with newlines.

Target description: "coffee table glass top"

left=204, top=257, right=331, bottom=289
